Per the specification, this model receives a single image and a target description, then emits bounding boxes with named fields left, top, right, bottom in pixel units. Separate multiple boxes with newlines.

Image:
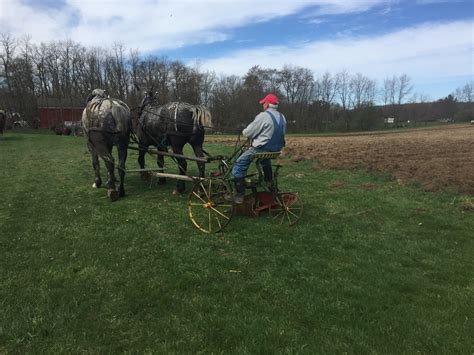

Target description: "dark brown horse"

left=136, top=91, right=212, bottom=193
left=82, top=89, right=131, bottom=200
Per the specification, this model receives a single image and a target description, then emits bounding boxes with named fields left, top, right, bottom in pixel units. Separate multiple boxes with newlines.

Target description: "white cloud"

left=415, top=0, right=464, bottom=4
left=302, top=0, right=388, bottom=16
left=200, top=20, right=474, bottom=85
left=0, top=0, right=390, bottom=51
left=0, top=0, right=470, bottom=97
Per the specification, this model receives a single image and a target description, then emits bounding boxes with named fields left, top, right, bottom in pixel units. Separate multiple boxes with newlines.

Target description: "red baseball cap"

left=259, top=93, right=279, bottom=105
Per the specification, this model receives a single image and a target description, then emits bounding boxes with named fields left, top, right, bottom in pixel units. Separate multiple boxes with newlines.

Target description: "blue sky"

left=0, top=0, right=473, bottom=101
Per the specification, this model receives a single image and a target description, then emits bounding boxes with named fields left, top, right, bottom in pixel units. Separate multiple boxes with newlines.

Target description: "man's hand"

left=244, top=138, right=252, bottom=149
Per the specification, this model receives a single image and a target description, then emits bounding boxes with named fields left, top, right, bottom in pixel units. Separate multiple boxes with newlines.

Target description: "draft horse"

left=82, top=89, right=131, bottom=201
left=136, top=91, right=212, bottom=193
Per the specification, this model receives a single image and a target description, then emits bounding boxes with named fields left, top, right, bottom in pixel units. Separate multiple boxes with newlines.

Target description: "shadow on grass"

left=0, top=134, right=26, bottom=141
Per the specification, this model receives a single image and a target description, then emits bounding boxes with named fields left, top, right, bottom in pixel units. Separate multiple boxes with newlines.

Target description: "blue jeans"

left=231, top=146, right=272, bottom=179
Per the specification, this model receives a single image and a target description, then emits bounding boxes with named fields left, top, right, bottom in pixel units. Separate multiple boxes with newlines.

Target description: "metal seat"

left=250, top=151, right=281, bottom=161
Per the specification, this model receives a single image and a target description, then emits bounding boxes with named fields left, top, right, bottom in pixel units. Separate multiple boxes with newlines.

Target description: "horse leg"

left=192, top=144, right=205, bottom=178
left=156, top=146, right=167, bottom=185
left=87, top=141, right=102, bottom=188
left=138, top=143, right=151, bottom=181
left=117, top=141, right=128, bottom=197
left=138, top=143, right=146, bottom=169
left=173, top=145, right=187, bottom=193
left=103, top=145, right=116, bottom=191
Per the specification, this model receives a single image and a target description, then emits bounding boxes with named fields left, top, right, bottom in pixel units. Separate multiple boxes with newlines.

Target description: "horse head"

left=140, top=88, right=158, bottom=108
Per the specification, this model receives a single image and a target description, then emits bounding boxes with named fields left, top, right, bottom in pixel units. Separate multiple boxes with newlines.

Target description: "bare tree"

left=279, top=65, right=313, bottom=105
left=317, top=72, right=339, bottom=131
left=336, top=70, right=352, bottom=110
left=462, top=81, right=473, bottom=102
left=170, top=60, right=187, bottom=101
left=335, top=70, right=352, bottom=130
left=382, top=76, right=397, bottom=105
left=396, top=74, right=412, bottom=105
left=0, top=32, right=18, bottom=93
left=453, top=81, right=473, bottom=102
left=352, top=73, right=376, bottom=108
left=33, top=43, right=52, bottom=97
left=211, top=74, right=243, bottom=129
left=110, top=42, right=128, bottom=98
left=319, top=71, right=339, bottom=104
left=128, top=49, right=140, bottom=89
left=200, top=70, right=216, bottom=106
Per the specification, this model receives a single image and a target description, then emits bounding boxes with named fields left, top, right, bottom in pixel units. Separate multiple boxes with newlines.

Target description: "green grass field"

left=0, top=132, right=472, bottom=353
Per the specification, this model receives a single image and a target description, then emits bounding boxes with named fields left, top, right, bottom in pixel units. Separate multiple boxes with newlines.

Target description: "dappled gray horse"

left=137, top=91, right=212, bottom=193
left=82, top=89, right=131, bottom=200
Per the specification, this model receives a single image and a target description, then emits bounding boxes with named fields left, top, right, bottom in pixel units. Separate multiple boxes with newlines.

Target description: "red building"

left=38, top=107, right=84, bottom=128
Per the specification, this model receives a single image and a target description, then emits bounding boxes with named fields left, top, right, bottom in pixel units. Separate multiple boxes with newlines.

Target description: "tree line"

left=1, top=33, right=472, bottom=132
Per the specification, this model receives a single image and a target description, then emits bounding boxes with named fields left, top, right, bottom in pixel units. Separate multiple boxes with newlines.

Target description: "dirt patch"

left=284, top=125, right=474, bottom=195
left=207, top=125, right=474, bottom=195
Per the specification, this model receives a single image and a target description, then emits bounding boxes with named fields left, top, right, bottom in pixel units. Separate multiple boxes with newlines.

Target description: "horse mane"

left=166, top=102, right=212, bottom=128
left=193, top=105, right=212, bottom=128
left=88, top=97, right=130, bottom=114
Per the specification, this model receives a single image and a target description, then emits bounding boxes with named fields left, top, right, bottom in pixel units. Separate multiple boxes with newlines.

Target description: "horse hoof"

left=140, top=171, right=152, bottom=182
left=107, top=189, right=120, bottom=201
left=92, top=183, right=97, bottom=188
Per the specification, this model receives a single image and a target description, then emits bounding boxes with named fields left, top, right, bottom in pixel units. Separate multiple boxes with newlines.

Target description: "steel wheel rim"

left=188, top=178, right=233, bottom=233
left=269, top=192, right=303, bottom=225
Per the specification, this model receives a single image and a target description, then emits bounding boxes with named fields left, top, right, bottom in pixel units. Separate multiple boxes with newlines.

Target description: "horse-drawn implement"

left=126, top=139, right=303, bottom=233
left=82, top=88, right=302, bottom=233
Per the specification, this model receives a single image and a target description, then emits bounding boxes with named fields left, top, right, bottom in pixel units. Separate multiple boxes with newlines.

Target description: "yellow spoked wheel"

left=188, top=178, right=234, bottom=233
left=269, top=192, right=303, bottom=225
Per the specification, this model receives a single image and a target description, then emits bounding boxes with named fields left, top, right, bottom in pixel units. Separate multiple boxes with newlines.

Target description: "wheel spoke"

left=192, top=191, right=207, bottom=204
left=189, top=179, right=233, bottom=233
left=280, top=210, right=286, bottom=224
left=272, top=210, right=283, bottom=220
left=199, top=182, right=210, bottom=200
left=287, top=208, right=300, bottom=219
left=214, top=203, right=233, bottom=208
left=215, top=215, right=222, bottom=229
left=210, top=206, right=231, bottom=220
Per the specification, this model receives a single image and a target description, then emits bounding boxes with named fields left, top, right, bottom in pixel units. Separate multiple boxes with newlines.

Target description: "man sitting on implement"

left=231, top=93, right=286, bottom=204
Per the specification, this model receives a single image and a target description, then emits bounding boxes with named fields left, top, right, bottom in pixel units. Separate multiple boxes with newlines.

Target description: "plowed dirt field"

left=207, top=124, right=474, bottom=195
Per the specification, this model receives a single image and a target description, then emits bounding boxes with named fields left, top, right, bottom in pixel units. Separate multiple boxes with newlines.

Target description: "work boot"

left=262, top=165, right=275, bottom=191
left=265, top=180, right=276, bottom=192
left=233, top=177, right=246, bottom=204
left=262, top=164, right=273, bottom=182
